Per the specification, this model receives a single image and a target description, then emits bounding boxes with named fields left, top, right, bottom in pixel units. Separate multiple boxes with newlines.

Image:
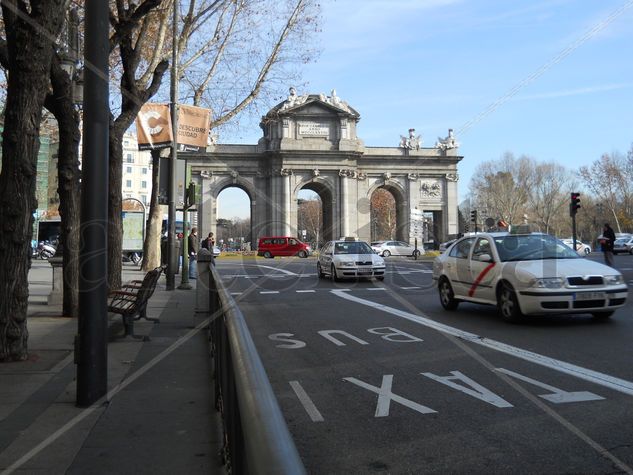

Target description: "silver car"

left=613, top=237, right=633, bottom=255
left=318, top=239, right=386, bottom=281
left=370, top=240, right=424, bottom=257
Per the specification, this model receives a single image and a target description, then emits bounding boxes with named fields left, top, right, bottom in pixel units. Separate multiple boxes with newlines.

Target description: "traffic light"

left=470, top=210, right=477, bottom=222
left=570, top=192, right=581, bottom=216
left=185, top=182, right=197, bottom=208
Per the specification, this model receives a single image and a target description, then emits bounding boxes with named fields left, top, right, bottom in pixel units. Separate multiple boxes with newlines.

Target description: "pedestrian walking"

left=602, top=222, right=616, bottom=267
left=188, top=227, right=199, bottom=279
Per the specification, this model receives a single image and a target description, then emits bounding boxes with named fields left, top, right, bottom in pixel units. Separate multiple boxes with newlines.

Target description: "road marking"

left=367, top=288, right=387, bottom=291
left=401, top=287, right=421, bottom=290
left=256, top=264, right=298, bottom=276
left=290, top=381, right=324, bottom=422
left=332, top=290, right=633, bottom=397
left=296, top=290, right=315, bottom=293
left=422, top=370, right=513, bottom=408
left=230, top=292, right=243, bottom=296
left=344, top=375, right=437, bottom=417
left=496, top=368, right=604, bottom=403
left=260, top=291, right=280, bottom=294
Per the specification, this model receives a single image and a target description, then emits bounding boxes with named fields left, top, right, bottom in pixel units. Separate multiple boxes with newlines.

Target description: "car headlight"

left=604, top=274, right=624, bottom=285
left=339, top=260, right=355, bottom=267
left=530, top=277, right=564, bottom=289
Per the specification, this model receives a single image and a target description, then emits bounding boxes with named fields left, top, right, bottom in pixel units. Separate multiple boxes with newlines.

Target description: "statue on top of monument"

left=320, top=88, right=350, bottom=112
left=400, top=128, right=422, bottom=150
left=280, top=86, right=308, bottom=110
left=435, top=128, right=459, bottom=151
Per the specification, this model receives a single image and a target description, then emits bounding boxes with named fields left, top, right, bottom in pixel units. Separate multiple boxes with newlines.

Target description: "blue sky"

left=217, top=0, right=633, bottom=219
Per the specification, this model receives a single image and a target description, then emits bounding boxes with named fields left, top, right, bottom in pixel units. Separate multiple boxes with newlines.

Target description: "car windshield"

left=493, top=235, right=580, bottom=262
left=334, top=241, right=373, bottom=254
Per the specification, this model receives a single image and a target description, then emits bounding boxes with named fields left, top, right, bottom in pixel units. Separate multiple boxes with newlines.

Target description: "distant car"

left=439, top=239, right=457, bottom=253
left=560, top=239, right=592, bottom=256
left=318, top=238, right=386, bottom=281
left=432, top=232, right=627, bottom=322
left=370, top=240, right=423, bottom=257
left=212, top=246, right=221, bottom=257
left=257, top=236, right=311, bottom=258
left=613, top=237, right=633, bottom=255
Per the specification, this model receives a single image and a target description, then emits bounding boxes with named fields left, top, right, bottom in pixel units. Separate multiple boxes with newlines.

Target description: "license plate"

left=357, top=269, right=372, bottom=274
left=574, top=292, right=606, bottom=300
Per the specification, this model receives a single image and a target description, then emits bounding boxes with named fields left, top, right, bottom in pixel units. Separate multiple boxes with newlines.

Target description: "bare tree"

left=298, top=198, right=321, bottom=245
left=579, top=151, right=633, bottom=233
left=138, top=0, right=320, bottom=271
left=470, top=153, right=531, bottom=226
left=371, top=188, right=396, bottom=241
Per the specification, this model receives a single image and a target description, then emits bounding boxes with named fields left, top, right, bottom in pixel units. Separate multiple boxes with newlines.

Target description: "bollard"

left=47, top=256, right=64, bottom=306
left=195, top=248, right=213, bottom=316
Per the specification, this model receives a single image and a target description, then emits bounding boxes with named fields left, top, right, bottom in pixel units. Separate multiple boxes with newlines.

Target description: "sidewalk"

left=0, top=261, right=225, bottom=474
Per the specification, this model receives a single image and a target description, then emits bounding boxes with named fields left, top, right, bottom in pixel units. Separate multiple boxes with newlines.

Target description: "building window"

left=142, top=167, right=148, bottom=174
left=141, top=195, right=148, bottom=205
left=141, top=181, right=147, bottom=189
left=126, top=153, right=134, bottom=163
left=126, top=166, right=132, bottom=174
left=126, top=180, right=132, bottom=188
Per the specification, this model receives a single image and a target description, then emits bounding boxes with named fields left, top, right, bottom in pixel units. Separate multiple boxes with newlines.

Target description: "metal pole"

left=77, top=0, right=109, bottom=407
left=179, top=161, right=192, bottom=289
left=166, top=0, right=178, bottom=290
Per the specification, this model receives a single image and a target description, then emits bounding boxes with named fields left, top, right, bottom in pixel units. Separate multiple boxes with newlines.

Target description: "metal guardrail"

left=206, top=260, right=306, bottom=475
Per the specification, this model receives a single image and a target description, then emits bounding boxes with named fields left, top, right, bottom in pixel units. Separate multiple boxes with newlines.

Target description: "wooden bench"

left=108, top=266, right=164, bottom=341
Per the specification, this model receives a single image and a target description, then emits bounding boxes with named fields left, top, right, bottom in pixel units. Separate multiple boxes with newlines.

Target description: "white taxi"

left=318, top=238, right=386, bottom=281
left=432, top=232, right=628, bottom=322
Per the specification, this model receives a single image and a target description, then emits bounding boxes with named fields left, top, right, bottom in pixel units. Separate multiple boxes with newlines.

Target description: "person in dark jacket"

left=602, top=223, right=616, bottom=267
left=188, top=227, right=199, bottom=279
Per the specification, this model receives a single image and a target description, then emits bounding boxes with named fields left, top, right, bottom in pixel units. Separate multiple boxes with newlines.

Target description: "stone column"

left=281, top=168, right=292, bottom=236
left=339, top=169, right=350, bottom=237
left=445, top=173, right=459, bottom=236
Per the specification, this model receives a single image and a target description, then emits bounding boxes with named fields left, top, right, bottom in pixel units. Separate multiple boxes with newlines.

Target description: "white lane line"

left=367, top=288, right=387, bottom=291
left=230, top=292, right=243, bottom=296
left=290, top=381, right=324, bottom=422
left=401, top=287, right=421, bottom=290
left=260, top=291, right=280, bottom=294
left=331, top=290, right=633, bottom=397
left=256, top=264, right=298, bottom=276
left=296, top=290, right=316, bottom=293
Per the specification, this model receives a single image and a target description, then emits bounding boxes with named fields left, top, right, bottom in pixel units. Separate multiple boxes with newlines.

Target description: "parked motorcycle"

left=36, top=241, right=57, bottom=260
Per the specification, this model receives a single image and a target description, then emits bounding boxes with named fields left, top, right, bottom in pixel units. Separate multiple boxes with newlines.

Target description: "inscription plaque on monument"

left=298, top=121, right=329, bottom=136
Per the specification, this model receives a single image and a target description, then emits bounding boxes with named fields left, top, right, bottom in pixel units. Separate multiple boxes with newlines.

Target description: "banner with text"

left=177, top=104, right=212, bottom=152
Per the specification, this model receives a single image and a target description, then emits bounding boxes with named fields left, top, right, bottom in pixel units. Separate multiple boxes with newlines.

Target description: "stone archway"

left=368, top=180, right=408, bottom=242
left=295, top=178, right=335, bottom=244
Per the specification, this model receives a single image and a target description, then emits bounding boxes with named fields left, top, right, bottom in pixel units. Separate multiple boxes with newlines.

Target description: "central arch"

left=295, top=178, right=335, bottom=244
left=369, top=182, right=408, bottom=242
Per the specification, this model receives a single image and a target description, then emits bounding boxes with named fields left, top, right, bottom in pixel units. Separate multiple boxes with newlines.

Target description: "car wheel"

left=412, top=250, right=421, bottom=258
left=298, top=250, right=307, bottom=258
left=376, top=275, right=385, bottom=281
left=630, top=248, right=633, bottom=255
left=317, top=262, right=324, bottom=279
left=584, top=248, right=590, bottom=255
left=438, top=277, right=459, bottom=310
left=330, top=264, right=340, bottom=282
left=382, top=250, right=391, bottom=257
left=264, top=251, right=272, bottom=258
left=498, top=282, right=523, bottom=323
left=592, top=311, right=614, bottom=320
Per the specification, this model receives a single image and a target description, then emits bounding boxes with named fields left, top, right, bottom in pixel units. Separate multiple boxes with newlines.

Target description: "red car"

left=257, top=236, right=311, bottom=258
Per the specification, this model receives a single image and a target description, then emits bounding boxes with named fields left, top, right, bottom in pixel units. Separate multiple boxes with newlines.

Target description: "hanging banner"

left=177, top=104, right=212, bottom=152
left=136, top=103, right=172, bottom=150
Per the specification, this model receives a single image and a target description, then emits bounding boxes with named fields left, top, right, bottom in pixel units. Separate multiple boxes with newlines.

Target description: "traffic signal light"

left=185, top=182, right=197, bottom=208
left=470, top=210, right=478, bottom=222
left=570, top=192, right=581, bottom=216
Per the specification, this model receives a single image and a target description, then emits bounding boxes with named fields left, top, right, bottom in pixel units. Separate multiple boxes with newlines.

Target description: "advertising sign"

left=122, top=211, right=145, bottom=251
left=136, top=103, right=172, bottom=150
left=177, top=104, right=211, bottom=151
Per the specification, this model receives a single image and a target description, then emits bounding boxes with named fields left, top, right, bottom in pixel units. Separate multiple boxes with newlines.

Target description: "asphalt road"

left=217, top=253, right=633, bottom=474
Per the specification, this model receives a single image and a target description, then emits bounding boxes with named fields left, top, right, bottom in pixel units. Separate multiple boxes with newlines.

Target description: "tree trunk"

left=142, top=149, right=163, bottom=272
left=107, top=131, right=124, bottom=291
left=0, top=1, right=65, bottom=361
left=45, top=60, right=82, bottom=319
